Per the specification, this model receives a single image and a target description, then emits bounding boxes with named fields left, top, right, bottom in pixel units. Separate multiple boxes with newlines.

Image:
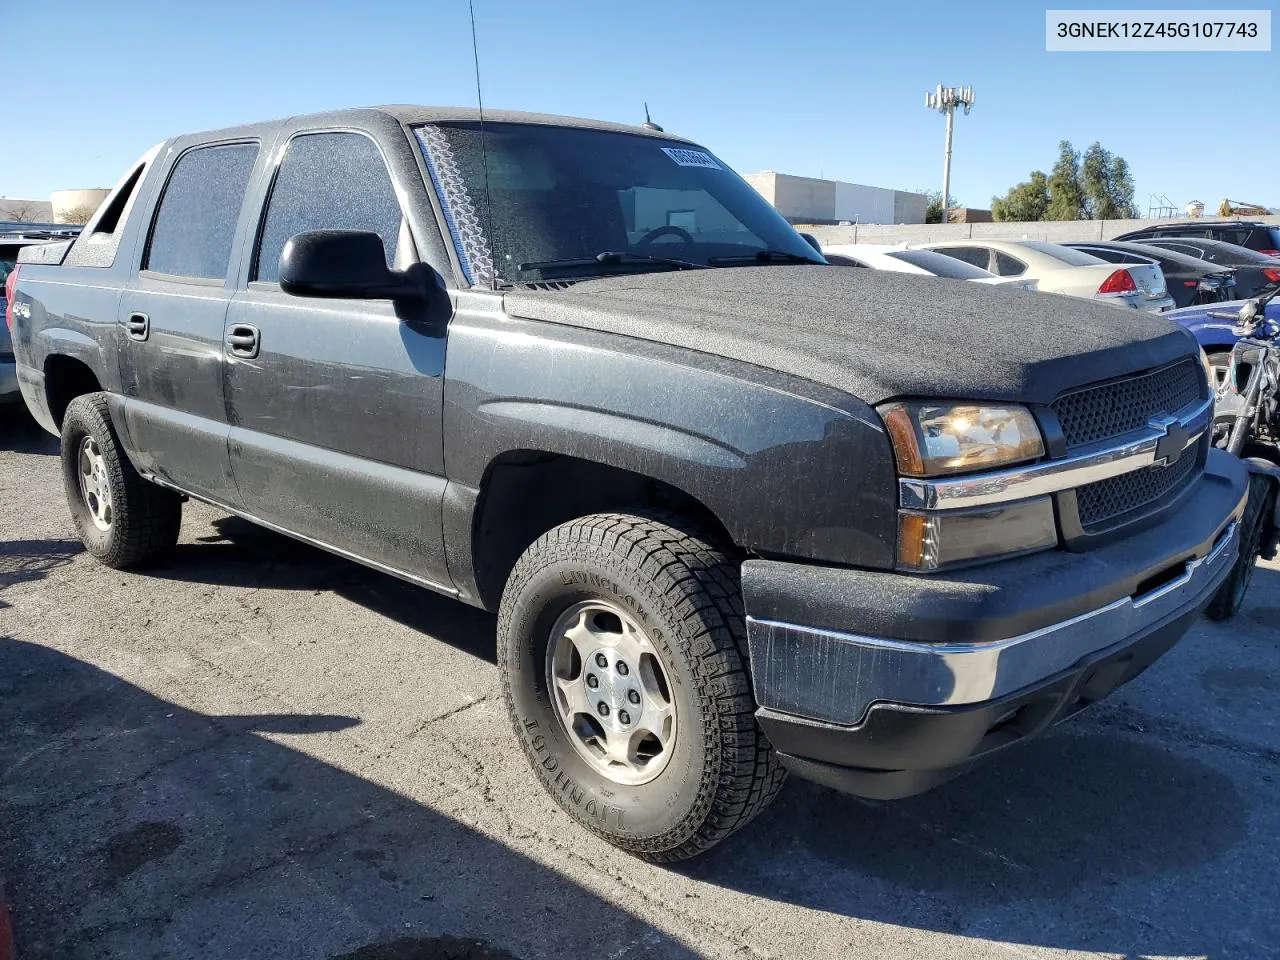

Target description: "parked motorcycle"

left=1205, top=286, right=1280, bottom=619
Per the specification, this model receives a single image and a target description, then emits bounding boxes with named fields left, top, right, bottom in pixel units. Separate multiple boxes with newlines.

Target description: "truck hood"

left=502, top=266, right=1196, bottom=405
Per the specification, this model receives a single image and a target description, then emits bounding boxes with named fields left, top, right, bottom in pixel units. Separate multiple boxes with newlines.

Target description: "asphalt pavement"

left=2, top=409, right=1278, bottom=960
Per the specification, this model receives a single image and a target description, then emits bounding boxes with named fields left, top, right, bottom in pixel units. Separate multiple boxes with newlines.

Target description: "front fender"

left=443, top=309, right=898, bottom=570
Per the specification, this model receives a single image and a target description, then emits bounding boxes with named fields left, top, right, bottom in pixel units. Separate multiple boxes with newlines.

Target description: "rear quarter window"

left=145, top=142, right=259, bottom=280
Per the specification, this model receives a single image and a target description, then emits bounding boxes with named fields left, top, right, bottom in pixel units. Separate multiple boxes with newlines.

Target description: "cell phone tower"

left=924, top=85, right=975, bottom=224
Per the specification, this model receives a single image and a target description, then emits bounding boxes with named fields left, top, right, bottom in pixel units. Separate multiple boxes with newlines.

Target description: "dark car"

left=8, top=106, right=1246, bottom=860
left=1130, top=237, right=1280, bottom=300
left=2, top=229, right=81, bottom=403
left=1065, top=239, right=1237, bottom=309
left=1114, top=220, right=1280, bottom=258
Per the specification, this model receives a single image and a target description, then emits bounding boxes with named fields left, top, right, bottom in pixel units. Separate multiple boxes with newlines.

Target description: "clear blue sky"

left=5, top=0, right=1277, bottom=211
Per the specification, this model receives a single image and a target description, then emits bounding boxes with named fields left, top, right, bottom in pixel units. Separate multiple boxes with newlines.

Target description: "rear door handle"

left=126, top=312, right=150, bottom=342
left=226, top=323, right=260, bottom=360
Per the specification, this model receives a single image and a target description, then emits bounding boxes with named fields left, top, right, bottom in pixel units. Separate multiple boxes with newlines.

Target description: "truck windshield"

left=414, top=122, right=823, bottom=286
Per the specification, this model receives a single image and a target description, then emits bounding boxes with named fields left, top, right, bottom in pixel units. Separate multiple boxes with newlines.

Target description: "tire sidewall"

left=502, top=543, right=715, bottom=844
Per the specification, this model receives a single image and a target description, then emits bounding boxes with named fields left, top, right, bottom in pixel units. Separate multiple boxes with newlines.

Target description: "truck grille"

left=1053, top=357, right=1206, bottom=535
left=1052, top=358, right=1203, bottom=449
left=1076, top=444, right=1201, bottom=533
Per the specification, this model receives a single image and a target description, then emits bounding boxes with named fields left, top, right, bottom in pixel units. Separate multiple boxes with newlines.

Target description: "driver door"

left=224, top=128, right=451, bottom=588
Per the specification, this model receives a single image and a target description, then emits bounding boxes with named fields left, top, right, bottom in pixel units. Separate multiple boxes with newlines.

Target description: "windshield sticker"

left=660, top=147, right=721, bottom=170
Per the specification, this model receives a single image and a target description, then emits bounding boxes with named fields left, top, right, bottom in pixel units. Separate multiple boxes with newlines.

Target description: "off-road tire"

left=60, top=393, right=182, bottom=568
left=498, top=512, right=785, bottom=861
left=1206, top=473, right=1275, bottom=621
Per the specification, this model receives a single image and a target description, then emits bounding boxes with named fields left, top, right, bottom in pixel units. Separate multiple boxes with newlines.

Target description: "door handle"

left=226, top=323, right=260, bottom=360
left=126, top=312, right=150, bottom=342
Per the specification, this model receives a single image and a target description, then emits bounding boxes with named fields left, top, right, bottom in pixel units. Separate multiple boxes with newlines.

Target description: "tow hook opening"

left=1132, top=560, right=1187, bottom=601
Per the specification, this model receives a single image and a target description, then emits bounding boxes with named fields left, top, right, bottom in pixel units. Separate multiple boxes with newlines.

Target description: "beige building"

left=743, top=171, right=927, bottom=225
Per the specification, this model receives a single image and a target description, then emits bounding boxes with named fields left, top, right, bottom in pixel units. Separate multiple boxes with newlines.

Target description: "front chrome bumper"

left=747, top=518, right=1238, bottom=727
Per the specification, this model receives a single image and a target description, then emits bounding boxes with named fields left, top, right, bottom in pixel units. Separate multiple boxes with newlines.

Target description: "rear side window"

left=1018, top=241, right=1103, bottom=266
left=825, top=254, right=869, bottom=267
left=1154, top=241, right=1206, bottom=260
left=255, top=132, right=404, bottom=283
left=993, top=252, right=1026, bottom=276
left=145, top=142, right=259, bottom=280
left=935, top=246, right=990, bottom=270
left=1223, top=229, right=1249, bottom=245
left=1072, top=246, right=1126, bottom=264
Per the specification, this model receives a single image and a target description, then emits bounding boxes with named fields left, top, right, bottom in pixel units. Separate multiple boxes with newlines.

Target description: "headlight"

left=879, top=401, right=1045, bottom=478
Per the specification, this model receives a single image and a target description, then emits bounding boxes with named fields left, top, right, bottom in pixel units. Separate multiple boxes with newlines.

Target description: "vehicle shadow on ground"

left=150, top=515, right=499, bottom=664
left=0, top=408, right=57, bottom=455
left=687, top=694, right=1261, bottom=958
left=0, top=637, right=690, bottom=960
left=0, top=538, right=82, bottom=609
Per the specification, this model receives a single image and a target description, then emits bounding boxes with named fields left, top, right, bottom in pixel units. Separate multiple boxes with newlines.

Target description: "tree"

left=992, top=140, right=1137, bottom=222
left=1108, top=155, right=1137, bottom=219
left=3, top=202, right=44, bottom=223
left=1080, top=142, right=1111, bottom=218
left=57, top=205, right=98, bottom=225
left=991, top=171, right=1049, bottom=222
left=918, top=189, right=963, bottom=224
left=1045, top=140, right=1084, bottom=220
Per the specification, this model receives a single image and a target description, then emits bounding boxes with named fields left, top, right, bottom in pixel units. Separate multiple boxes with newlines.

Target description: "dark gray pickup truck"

left=8, top=106, right=1247, bottom=861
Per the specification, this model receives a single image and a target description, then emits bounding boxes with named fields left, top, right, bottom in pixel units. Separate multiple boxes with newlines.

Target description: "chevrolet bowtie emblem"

left=1149, top=415, right=1190, bottom=467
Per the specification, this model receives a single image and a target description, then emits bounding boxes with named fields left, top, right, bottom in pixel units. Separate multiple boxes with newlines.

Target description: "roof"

left=376, top=105, right=694, bottom=142
left=1147, top=219, right=1268, bottom=229
left=164, top=105, right=697, bottom=149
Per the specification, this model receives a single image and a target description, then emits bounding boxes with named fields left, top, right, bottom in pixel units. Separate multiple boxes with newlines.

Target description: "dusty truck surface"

left=8, top=106, right=1247, bottom=861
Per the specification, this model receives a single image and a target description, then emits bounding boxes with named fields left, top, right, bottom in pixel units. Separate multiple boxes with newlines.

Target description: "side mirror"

left=799, top=232, right=823, bottom=254
left=279, top=230, right=420, bottom=301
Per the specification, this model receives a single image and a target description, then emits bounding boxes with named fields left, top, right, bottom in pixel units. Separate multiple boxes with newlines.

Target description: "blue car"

left=1166, top=297, right=1280, bottom=385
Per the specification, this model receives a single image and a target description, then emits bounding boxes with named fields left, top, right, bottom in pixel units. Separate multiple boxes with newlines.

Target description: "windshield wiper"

left=517, top=251, right=705, bottom=273
left=708, top=249, right=823, bottom=265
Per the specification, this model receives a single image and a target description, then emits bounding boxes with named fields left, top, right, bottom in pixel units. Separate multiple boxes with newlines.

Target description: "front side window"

left=145, top=142, right=259, bottom=279
left=414, top=122, right=822, bottom=286
left=255, top=132, right=405, bottom=283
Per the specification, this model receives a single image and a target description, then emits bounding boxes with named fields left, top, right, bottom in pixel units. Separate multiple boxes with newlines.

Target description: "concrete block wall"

left=802, top=214, right=1280, bottom=247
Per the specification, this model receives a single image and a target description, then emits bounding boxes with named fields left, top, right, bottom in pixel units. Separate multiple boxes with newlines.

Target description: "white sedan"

left=916, top=239, right=1175, bottom=312
left=822, top=243, right=1035, bottom=289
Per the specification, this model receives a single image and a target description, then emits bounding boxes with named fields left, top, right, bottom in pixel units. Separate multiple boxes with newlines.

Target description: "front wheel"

left=1206, top=474, right=1275, bottom=621
left=498, top=512, right=785, bottom=861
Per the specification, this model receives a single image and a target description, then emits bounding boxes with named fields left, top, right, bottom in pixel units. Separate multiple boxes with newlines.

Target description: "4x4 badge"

left=1149, top=415, right=1190, bottom=467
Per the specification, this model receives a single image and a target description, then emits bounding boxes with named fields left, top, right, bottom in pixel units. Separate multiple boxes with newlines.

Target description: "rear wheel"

left=60, top=393, right=182, bottom=568
left=1206, top=473, right=1275, bottom=621
left=498, top=512, right=785, bottom=861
